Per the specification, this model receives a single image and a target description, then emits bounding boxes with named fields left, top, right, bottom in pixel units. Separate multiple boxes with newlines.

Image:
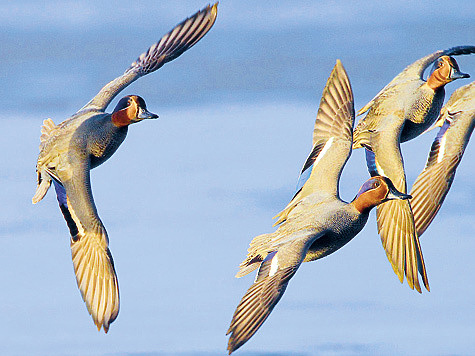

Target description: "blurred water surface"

left=1, top=1, right=474, bottom=355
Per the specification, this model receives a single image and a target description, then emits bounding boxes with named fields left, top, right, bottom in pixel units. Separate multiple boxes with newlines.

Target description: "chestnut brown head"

left=427, top=56, right=469, bottom=90
left=111, top=95, right=158, bottom=127
left=352, top=176, right=411, bottom=213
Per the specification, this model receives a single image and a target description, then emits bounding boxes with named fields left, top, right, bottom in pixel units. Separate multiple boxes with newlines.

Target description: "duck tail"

left=32, top=170, right=51, bottom=204
left=39, top=118, right=56, bottom=150
left=236, top=233, right=273, bottom=278
left=235, top=261, right=260, bottom=278
left=352, top=127, right=372, bottom=150
left=33, top=118, right=56, bottom=204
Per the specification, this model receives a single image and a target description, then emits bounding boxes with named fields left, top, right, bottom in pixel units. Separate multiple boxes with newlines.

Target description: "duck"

left=352, top=46, right=475, bottom=292
left=227, top=60, right=413, bottom=354
left=410, top=81, right=475, bottom=236
left=32, top=3, right=218, bottom=332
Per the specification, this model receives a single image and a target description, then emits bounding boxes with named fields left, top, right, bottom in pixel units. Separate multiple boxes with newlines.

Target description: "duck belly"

left=303, top=210, right=367, bottom=263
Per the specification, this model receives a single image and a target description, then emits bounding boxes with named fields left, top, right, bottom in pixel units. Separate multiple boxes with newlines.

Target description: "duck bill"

left=137, top=107, right=159, bottom=120
left=387, top=188, right=411, bottom=201
left=450, top=68, right=470, bottom=80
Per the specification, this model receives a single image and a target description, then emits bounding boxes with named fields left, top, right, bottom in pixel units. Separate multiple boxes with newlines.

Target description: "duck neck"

left=426, top=71, right=448, bottom=91
left=111, top=109, right=132, bottom=127
left=351, top=193, right=377, bottom=214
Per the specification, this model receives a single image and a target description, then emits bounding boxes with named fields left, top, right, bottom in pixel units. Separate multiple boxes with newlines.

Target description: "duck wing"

left=363, top=121, right=429, bottom=293
left=432, top=81, right=475, bottom=129
left=273, top=60, right=354, bottom=225
left=358, top=46, right=475, bottom=116
left=79, top=3, right=218, bottom=113
left=227, top=234, right=317, bottom=354
left=411, top=83, right=475, bottom=235
left=49, top=161, right=119, bottom=332
left=410, top=123, right=464, bottom=236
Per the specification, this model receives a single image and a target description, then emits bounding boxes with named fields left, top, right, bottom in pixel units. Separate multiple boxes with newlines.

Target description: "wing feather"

left=52, top=165, right=119, bottom=332
left=80, top=3, right=218, bottom=112
left=411, top=129, right=466, bottom=236
left=411, top=82, right=475, bottom=235
left=228, top=244, right=306, bottom=354
left=362, top=123, right=429, bottom=292
left=273, top=60, right=354, bottom=225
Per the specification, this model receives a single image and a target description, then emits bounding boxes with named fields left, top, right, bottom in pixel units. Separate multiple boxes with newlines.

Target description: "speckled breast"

left=80, top=114, right=129, bottom=169
left=303, top=208, right=368, bottom=263
left=400, top=88, right=444, bottom=142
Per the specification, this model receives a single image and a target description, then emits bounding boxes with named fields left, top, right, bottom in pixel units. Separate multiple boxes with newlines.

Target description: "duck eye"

left=372, top=180, right=380, bottom=189
left=113, top=97, right=133, bottom=112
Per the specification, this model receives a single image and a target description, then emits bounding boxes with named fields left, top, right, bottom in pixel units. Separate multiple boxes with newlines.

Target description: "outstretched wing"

left=363, top=119, right=429, bottom=293
left=411, top=83, right=475, bottom=235
left=410, top=121, right=463, bottom=236
left=51, top=162, right=119, bottom=332
left=273, top=60, right=354, bottom=225
left=79, top=3, right=218, bottom=113
left=431, top=81, right=475, bottom=129
left=358, top=46, right=475, bottom=116
left=227, top=236, right=313, bottom=354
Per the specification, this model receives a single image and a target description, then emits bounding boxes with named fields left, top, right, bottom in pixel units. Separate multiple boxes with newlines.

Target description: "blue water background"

left=1, top=1, right=474, bottom=355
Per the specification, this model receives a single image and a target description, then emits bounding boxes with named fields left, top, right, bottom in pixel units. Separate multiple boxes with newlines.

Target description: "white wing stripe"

left=269, top=254, right=279, bottom=277
left=314, top=137, right=334, bottom=167
left=437, top=134, right=447, bottom=163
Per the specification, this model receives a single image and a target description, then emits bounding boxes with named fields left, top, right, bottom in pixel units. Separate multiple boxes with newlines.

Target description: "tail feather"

left=39, top=118, right=56, bottom=150
left=34, top=118, right=57, bottom=203
left=235, top=262, right=260, bottom=278
left=352, top=127, right=372, bottom=149
left=236, top=233, right=273, bottom=278
left=32, top=171, right=51, bottom=204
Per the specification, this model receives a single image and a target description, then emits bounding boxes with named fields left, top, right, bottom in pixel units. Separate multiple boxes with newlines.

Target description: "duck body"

left=355, top=79, right=445, bottom=148
left=37, top=111, right=127, bottom=176
left=244, top=197, right=367, bottom=269
left=227, top=61, right=412, bottom=354
left=399, top=82, right=445, bottom=142
left=32, top=4, right=218, bottom=332
left=237, top=178, right=401, bottom=277
left=79, top=112, right=128, bottom=168
left=302, top=198, right=369, bottom=262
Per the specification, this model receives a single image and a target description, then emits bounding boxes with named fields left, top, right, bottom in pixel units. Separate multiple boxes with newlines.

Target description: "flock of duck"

left=32, top=3, right=475, bottom=354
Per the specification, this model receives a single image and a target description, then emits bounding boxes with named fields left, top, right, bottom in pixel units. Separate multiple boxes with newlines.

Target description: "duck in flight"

left=227, top=60, right=413, bottom=354
left=353, top=46, right=474, bottom=292
left=32, top=3, right=218, bottom=332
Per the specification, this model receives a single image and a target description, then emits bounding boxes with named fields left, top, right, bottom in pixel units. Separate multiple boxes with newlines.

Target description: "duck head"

left=427, top=56, right=469, bottom=90
left=111, top=95, right=158, bottom=127
left=352, top=176, right=411, bottom=213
